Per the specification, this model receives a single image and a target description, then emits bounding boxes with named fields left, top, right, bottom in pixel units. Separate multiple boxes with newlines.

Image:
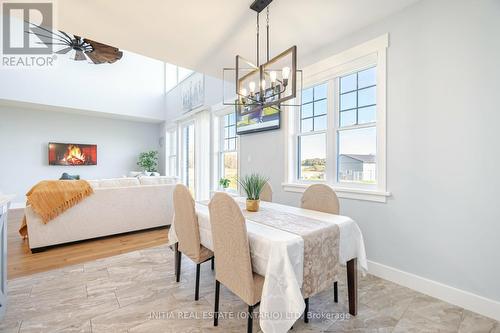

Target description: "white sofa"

left=25, top=176, right=178, bottom=251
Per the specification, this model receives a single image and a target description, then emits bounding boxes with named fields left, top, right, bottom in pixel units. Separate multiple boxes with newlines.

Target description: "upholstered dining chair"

left=209, top=192, right=264, bottom=333
left=173, top=184, right=214, bottom=301
left=300, top=183, right=340, bottom=214
left=260, top=181, right=273, bottom=202
left=300, top=184, right=340, bottom=322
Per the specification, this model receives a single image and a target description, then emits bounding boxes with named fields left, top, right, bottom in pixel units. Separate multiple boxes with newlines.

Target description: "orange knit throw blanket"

left=19, top=180, right=94, bottom=238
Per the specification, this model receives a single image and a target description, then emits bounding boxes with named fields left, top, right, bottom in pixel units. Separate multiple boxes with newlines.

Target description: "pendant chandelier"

left=223, top=0, right=302, bottom=111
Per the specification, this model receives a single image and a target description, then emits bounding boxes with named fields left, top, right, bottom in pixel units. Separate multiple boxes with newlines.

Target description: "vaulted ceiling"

left=55, top=0, right=420, bottom=77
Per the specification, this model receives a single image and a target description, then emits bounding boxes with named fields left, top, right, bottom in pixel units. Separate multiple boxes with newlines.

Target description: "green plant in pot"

left=137, top=150, right=159, bottom=173
left=219, top=177, right=230, bottom=191
left=238, top=173, right=269, bottom=212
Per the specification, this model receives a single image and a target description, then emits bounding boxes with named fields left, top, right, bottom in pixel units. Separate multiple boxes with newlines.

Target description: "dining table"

left=168, top=196, right=367, bottom=333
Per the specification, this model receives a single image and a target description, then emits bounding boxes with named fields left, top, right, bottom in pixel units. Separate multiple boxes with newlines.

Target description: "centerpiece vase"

left=246, top=199, right=260, bottom=212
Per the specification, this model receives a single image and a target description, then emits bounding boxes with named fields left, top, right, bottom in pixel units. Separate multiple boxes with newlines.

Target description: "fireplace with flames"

left=48, top=143, right=97, bottom=166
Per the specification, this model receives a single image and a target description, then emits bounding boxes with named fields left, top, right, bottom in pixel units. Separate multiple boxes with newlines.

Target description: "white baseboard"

left=368, top=260, right=500, bottom=322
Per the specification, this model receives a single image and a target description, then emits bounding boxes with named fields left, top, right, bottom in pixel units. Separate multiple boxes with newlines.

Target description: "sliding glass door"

left=181, top=123, right=195, bottom=196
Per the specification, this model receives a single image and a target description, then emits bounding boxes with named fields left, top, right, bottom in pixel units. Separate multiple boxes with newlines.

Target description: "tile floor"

left=1, top=245, right=499, bottom=333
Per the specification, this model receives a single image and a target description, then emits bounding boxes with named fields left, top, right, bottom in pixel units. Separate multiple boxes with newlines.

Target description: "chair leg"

left=211, top=257, right=214, bottom=270
left=175, top=247, right=181, bottom=283
left=334, top=281, right=338, bottom=303
left=214, top=280, right=220, bottom=326
left=247, top=305, right=254, bottom=333
left=304, top=298, right=309, bottom=323
left=195, top=263, right=201, bottom=301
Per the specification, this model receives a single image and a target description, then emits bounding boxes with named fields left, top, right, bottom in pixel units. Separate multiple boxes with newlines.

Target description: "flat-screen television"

left=236, top=87, right=281, bottom=135
left=48, top=142, right=97, bottom=166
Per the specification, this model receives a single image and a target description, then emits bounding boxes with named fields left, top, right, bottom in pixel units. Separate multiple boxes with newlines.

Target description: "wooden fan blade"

left=74, top=49, right=86, bottom=61
left=56, top=46, right=73, bottom=54
left=83, top=38, right=123, bottom=64
left=85, top=51, right=105, bottom=64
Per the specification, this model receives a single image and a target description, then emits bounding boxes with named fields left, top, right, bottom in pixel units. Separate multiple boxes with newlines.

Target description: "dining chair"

left=260, top=181, right=273, bottom=202
left=300, top=183, right=339, bottom=214
left=173, top=184, right=214, bottom=301
left=300, top=184, right=340, bottom=322
left=209, top=192, right=264, bottom=333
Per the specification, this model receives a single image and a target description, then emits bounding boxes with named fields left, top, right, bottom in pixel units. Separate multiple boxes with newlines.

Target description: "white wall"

left=0, top=51, right=166, bottom=122
left=240, top=0, right=500, bottom=304
left=0, top=106, right=162, bottom=204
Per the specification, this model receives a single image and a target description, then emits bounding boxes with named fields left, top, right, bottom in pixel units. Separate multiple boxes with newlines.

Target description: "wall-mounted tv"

left=48, top=142, right=97, bottom=166
left=236, top=86, right=281, bottom=135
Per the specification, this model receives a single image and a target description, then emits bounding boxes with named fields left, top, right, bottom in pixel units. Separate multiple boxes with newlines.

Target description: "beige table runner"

left=201, top=200, right=340, bottom=298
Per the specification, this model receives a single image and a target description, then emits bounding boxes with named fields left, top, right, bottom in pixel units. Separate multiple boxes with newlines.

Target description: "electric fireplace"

left=48, top=142, right=97, bottom=166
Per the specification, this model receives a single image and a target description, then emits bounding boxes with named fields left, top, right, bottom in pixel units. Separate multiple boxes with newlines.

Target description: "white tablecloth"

left=168, top=198, right=367, bottom=333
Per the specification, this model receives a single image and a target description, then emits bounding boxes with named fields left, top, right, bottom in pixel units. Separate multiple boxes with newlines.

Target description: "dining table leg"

left=174, top=243, right=181, bottom=282
left=347, top=258, right=358, bottom=316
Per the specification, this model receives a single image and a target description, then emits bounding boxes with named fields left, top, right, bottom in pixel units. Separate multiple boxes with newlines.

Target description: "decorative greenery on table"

left=219, top=177, right=230, bottom=189
left=137, top=150, right=159, bottom=173
left=238, top=173, right=269, bottom=200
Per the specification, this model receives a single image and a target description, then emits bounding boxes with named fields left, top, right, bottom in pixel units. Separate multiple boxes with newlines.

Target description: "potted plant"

left=219, top=177, right=230, bottom=191
left=137, top=150, right=159, bottom=174
left=238, top=173, right=268, bottom=212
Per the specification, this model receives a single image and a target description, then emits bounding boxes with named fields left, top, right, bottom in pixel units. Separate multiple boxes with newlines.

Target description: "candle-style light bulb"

left=282, top=67, right=291, bottom=87
left=240, top=88, right=247, bottom=104
left=249, top=81, right=256, bottom=94
left=282, top=67, right=291, bottom=80
left=270, top=71, right=277, bottom=83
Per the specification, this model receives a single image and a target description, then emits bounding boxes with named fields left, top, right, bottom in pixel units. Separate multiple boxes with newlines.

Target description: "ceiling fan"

left=26, top=21, right=123, bottom=64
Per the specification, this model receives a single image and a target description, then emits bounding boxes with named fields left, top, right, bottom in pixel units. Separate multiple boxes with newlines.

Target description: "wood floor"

left=6, top=208, right=169, bottom=280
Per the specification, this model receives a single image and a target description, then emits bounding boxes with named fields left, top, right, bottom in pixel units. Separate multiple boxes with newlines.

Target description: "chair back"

left=260, top=182, right=273, bottom=202
left=173, top=184, right=201, bottom=259
left=209, top=193, right=255, bottom=304
left=301, top=184, right=339, bottom=214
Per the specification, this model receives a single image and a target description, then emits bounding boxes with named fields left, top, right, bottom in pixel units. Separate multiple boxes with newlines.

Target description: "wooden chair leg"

left=214, top=280, right=220, bottom=326
left=247, top=305, right=254, bottom=333
left=334, top=281, right=338, bottom=303
left=211, top=257, right=214, bottom=270
left=195, top=263, right=201, bottom=301
left=175, top=246, right=181, bottom=283
left=304, top=298, right=309, bottom=323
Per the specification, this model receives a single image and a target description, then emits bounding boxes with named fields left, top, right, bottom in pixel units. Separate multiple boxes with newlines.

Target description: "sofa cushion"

left=139, top=176, right=178, bottom=185
left=99, top=177, right=140, bottom=188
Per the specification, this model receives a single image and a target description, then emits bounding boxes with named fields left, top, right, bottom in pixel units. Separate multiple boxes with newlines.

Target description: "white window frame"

left=295, top=80, right=329, bottom=183
left=283, top=34, right=391, bottom=203
left=180, top=120, right=196, bottom=195
left=174, top=108, right=212, bottom=201
left=165, top=126, right=178, bottom=177
left=211, top=104, right=239, bottom=194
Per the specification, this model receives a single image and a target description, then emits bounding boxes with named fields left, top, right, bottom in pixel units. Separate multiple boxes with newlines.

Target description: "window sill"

left=282, top=182, right=391, bottom=203
left=210, top=189, right=239, bottom=197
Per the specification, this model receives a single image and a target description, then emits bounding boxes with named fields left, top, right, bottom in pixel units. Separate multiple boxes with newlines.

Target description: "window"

left=165, top=63, right=195, bottom=93
left=337, top=67, right=377, bottom=184
left=284, top=34, right=388, bottom=202
left=178, top=67, right=194, bottom=82
left=298, top=83, right=328, bottom=181
left=166, top=128, right=177, bottom=177
left=220, top=112, right=238, bottom=191
left=182, top=123, right=195, bottom=195
left=296, top=70, right=377, bottom=184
